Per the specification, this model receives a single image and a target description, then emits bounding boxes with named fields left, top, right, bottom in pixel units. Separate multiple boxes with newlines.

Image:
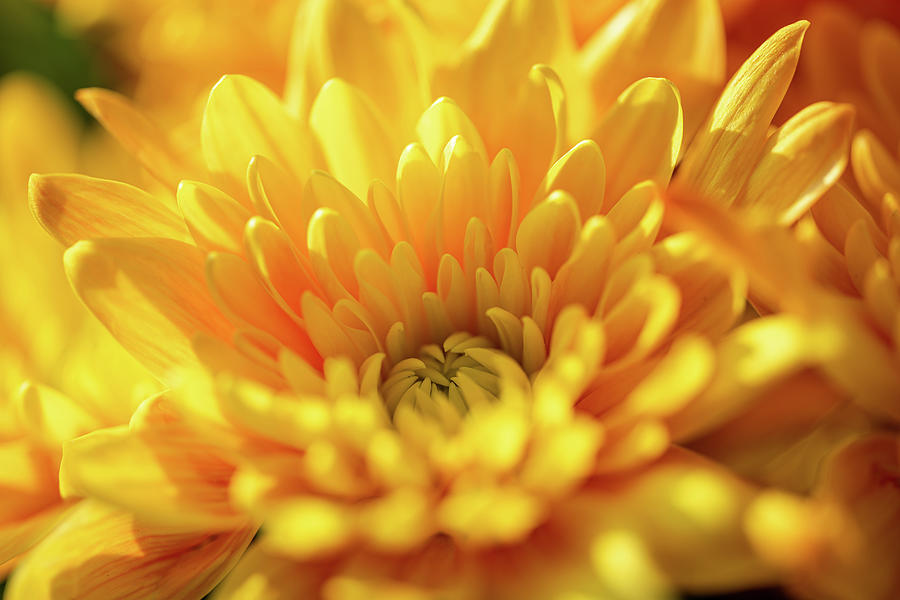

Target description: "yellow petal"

left=537, top=140, right=606, bottom=220
left=29, top=174, right=190, bottom=246
left=310, top=79, right=399, bottom=200
left=810, top=184, right=886, bottom=256
left=591, top=448, right=771, bottom=591
left=308, top=207, right=361, bottom=299
left=60, top=421, right=243, bottom=529
left=64, top=238, right=233, bottom=380
left=246, top=155, right=309, bottom=249
left=243, top=217, right=320, bottom=320
left=416, top=97, right=487, bottom=165
left=516, top=191, right=581, bottom=278
left=76, top=88, right=201, bottom=188
left=6, top=501, right=254, bottom=600
left=737, top=102, right=854, bottom=225
left=177, top=181, right=251, bottom=254
left=284, top=0, right=422, bottom=129
left=202, top=75, right=311, bottom=193
left=583, top=0, right=725, bottom=132
left=593, top=78, right=682, bottom=208
left=16, top=382, right=101, bottom=448
left=262, top=496, right=353, bottom=559
left=0, top=504, right=70, bottom=566
left=214, top=545, right=319, bottom=600
left=651, top=232, right=746, bottom=338
left=678, top=21, right=808, bottom=205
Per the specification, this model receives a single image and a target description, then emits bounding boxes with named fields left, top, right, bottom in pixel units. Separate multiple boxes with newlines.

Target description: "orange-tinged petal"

left=860, top=21, right=900, bottom=145
left=244, top=217, right=320, bottom=320
left=310, top=79, right=399, bottom=200
left=604, top=335, right=715, bottom=427
left=246, top=155, right=309, bottom=250
left=76, top=88, right=200, bottom=189
left=60, top=421, right=244, bottom=530
left=593, top=78, right=682, bottom=208
left=737, top=102, right=854, bottom=225
left=29, top=174, right=190, bottom=246
left=64, top=238, right=233, bottom=380
left=441, top=136, right=489, bottom=258
left=206, top=253, right=315, bottom=358
left=678, top=21, right=808, bottom=206
left=0, top=504, right=71, bottom=566
left=651, top=232, right=746, bottom=339
left=308, top=207, right=361, bottom=299
left=177, top=181, right=251, bottom=254
left=202, top=75, right=311, bottom=193
left=810, top=183, right=886, bottom=255
left=6, top=501, right=254, bottom=600
left=851, top=129, right=900, bottom=215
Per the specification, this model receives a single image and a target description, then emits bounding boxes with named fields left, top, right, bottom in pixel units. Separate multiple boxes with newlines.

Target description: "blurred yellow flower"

left=5, top=0, right=878, bottom=598
left=0, top=73, right=159, bottom=574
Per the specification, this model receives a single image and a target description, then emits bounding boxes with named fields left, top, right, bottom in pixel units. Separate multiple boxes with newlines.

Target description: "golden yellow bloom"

left=11, top=1, right=866, bottom=598
left=0, top=73, right=158, bottom=573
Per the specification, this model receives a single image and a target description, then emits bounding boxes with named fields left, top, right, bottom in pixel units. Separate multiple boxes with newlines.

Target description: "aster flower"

left=13, top=2, right=861, bottom=599
left=0, top=73, right=158, bottom=573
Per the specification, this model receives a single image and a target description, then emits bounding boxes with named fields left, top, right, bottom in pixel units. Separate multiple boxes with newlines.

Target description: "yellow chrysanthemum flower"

left=0, top=73, right=158, bottom=573
left=9, top=1, right=863, bottom=598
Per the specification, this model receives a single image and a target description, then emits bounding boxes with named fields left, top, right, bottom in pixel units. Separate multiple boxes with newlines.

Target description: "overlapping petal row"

left=2, top=0, right=900, bottom=599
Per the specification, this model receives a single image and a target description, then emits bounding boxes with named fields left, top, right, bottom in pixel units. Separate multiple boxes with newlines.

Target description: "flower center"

left=380, top=332, right=503, bottom=427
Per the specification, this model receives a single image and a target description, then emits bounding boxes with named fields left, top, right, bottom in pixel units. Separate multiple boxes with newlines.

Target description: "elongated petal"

left=177, top=181, right=251, bottom=254
left=76, top=88, right=201, bottom=188
left=6, top=501, right=254, bottom=600
left=516, top=191, right=581, bottom=278
left=538, top=140, right=606, bottom=220
left=30, top=174, right=190, bottom=246
left=202, top=75, right=311, bottom=193
left=310, top=79, right=399, bottom=200
left=737, top=102, right=854, bottom=225
left=285, top=0, right=422, bottom=129
left=60, top=421, right=243, bottom=529
left=593, top=78, right=682, bottom=208
left=678, top=21, right=808, bottom=205
left=64, top=238, right=233, bottom=380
